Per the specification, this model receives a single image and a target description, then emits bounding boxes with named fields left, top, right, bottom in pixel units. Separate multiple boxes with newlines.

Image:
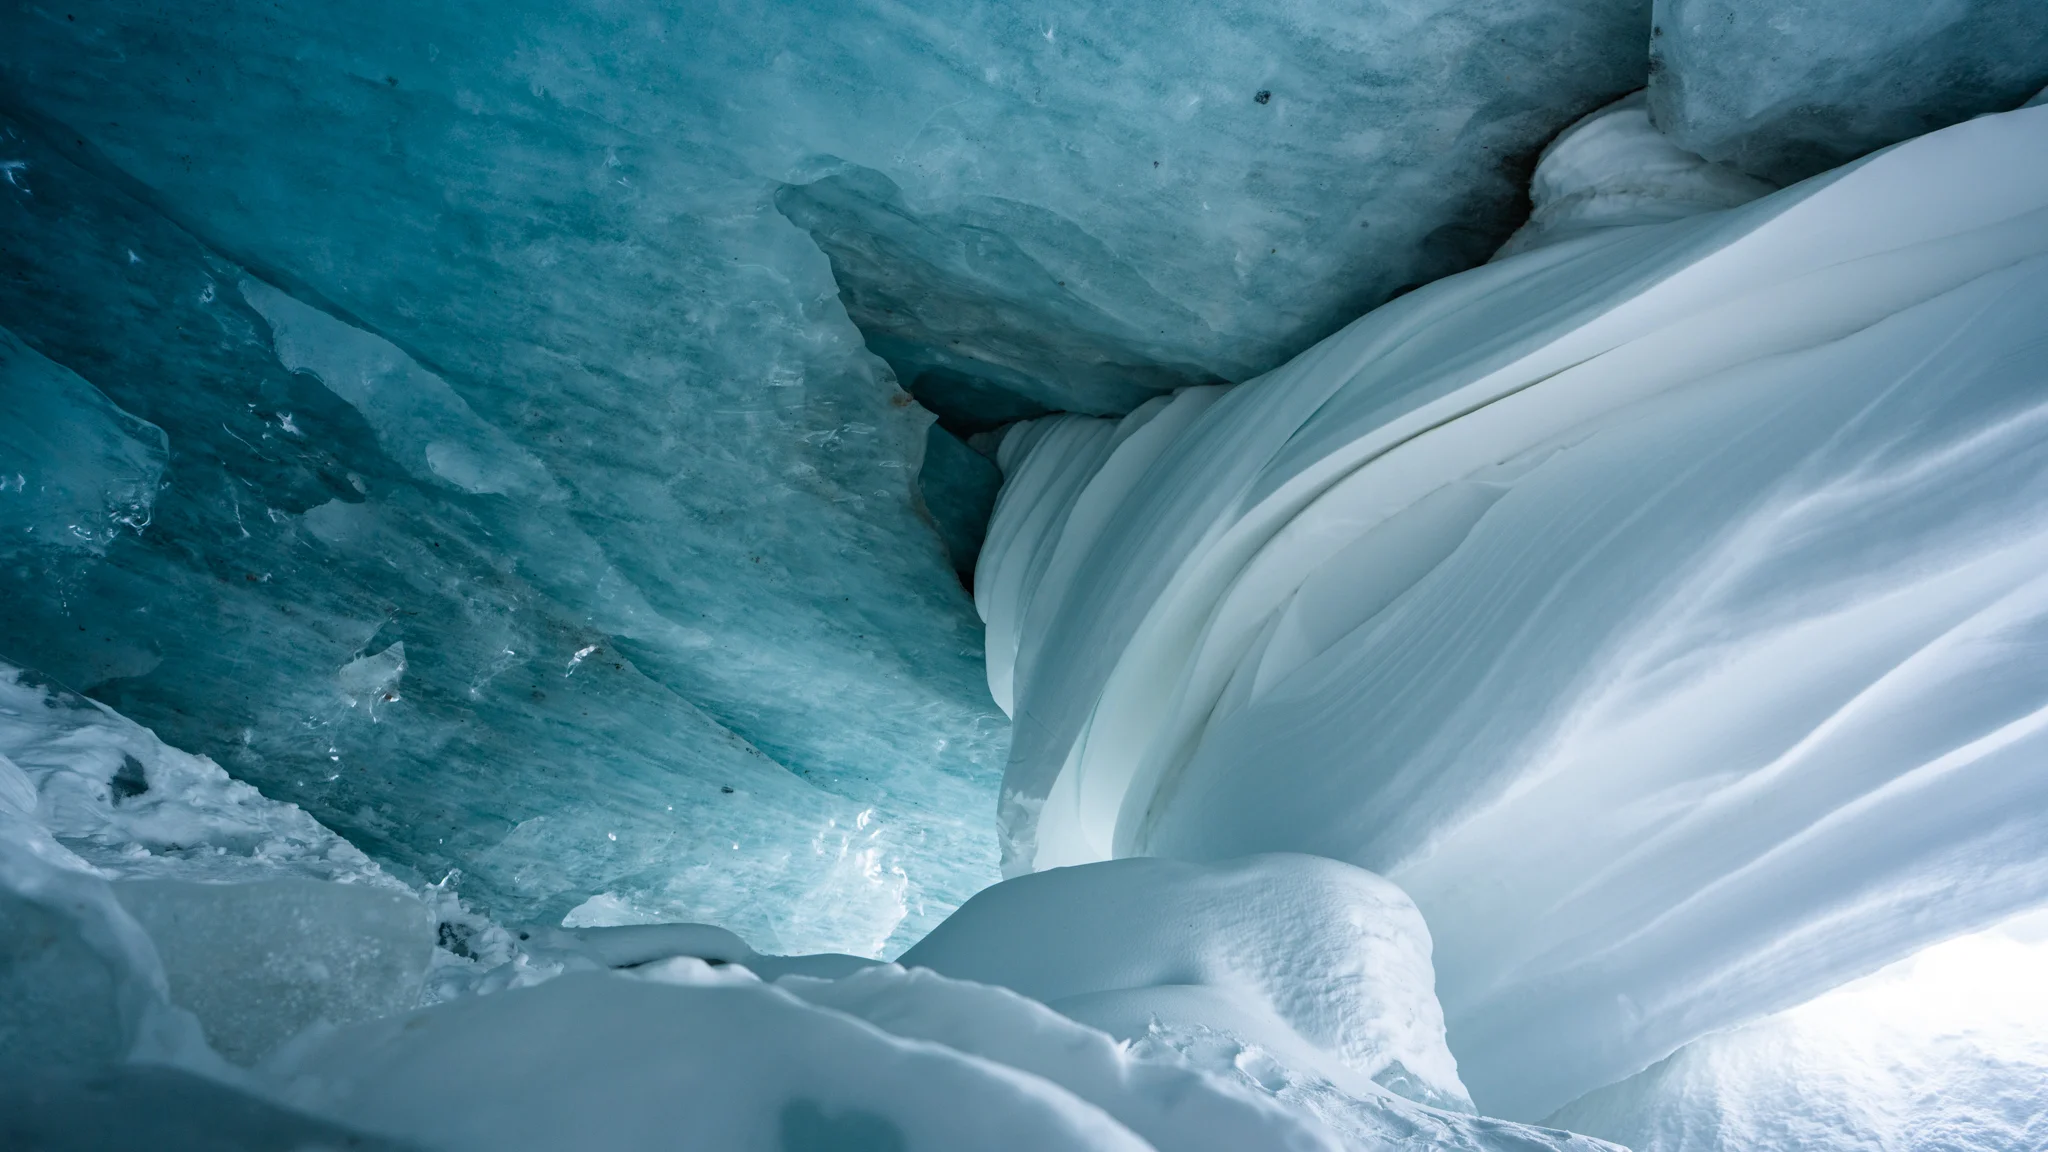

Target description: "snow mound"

left=902, top=853, right=1470, bottom=1113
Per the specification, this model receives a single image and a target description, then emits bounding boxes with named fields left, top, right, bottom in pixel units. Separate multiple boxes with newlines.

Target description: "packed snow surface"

left=980, top=102, right=2048, bottom=1118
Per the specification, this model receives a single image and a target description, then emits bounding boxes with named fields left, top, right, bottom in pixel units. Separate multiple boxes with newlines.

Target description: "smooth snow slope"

left=980, top=102, right=2048, bottom=1118
left=1549, top=909, right=2048, bottom=1151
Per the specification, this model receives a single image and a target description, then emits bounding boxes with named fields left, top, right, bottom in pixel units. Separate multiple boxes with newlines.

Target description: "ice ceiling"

left=0, top=0, right=1665, bottom=953
left=4, top=0, right=2048, bottom=1147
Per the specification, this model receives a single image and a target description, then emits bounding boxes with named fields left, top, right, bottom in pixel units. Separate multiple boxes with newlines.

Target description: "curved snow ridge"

left=983, top=102, right=2048, bottom=1117
left=1492, top=91, right=1775, bottom=260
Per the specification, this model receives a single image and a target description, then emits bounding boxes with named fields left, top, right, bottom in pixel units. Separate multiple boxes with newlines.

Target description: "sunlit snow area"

left=4, top=2, right=2048, bottom=1150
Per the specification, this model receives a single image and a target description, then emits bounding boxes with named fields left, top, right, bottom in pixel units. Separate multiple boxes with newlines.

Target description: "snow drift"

left=979, top=100, right=2048, bottom=1117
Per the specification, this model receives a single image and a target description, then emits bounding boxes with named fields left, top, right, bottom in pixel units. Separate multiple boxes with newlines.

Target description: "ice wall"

left=0, top=0, right=1654, bottom=954
left=979, top=102, right=2048, bottom=1118
left=1648, top=0, right=2048, bottom=183
left=0, top=102, right=999, bottom=954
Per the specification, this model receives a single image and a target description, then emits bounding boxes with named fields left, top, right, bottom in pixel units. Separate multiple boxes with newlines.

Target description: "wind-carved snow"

left=979, top=101, right=2048, bottom=1118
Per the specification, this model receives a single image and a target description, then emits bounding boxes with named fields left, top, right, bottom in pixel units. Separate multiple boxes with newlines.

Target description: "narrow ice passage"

left=978, top=101, right=2048, bottom=1118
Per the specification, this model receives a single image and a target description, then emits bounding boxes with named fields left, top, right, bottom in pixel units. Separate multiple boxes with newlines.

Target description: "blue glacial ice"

left=0, top=104, right=999, bottom=955
left=0, top=0, right=1648, bottom=956
left=1647, top=0, right=2048, bottom=182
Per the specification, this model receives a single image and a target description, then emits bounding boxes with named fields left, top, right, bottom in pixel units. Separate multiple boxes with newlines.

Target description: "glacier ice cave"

left=2, top=0, right=2047, bottom=1148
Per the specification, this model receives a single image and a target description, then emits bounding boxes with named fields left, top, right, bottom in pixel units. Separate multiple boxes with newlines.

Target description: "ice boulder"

left=0, top=756, right=215, bottom=1079
left=114, top=877, right=434, bottom=1065
left=900, top=853, right=1472, bottom=1113
left=1648, top=0, right=2048, bottom=182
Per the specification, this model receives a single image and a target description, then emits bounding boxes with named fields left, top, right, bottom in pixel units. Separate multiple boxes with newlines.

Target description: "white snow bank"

left=266, top=964, right=1157, bottom=1152
left=1493, top=91, right=1774, bottom=259
left=980, top=101, right=2048, bottom=1117
left=901, top=852, right=1471, bottom=1113
left=1549, top=910, right=2048, bottom=1151
left=779, top=963, right=1348, bottom=1152
left=0, top=664, right=390, bottom=886
left=2, top=655, right=1625, bottom=1151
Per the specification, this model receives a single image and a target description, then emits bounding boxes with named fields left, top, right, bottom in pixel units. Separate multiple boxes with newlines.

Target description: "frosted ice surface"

left=0, top=662, right=391, bottom=887
left=1649, top=0, right=2048, bottom=182
left=981, top=103, right=2048, bottom=1118
left=1549, top=911, right=2048, bottom=1152
left=115, top=877, right=434, bottom=1065
left=0, top=881, right=129, bottom=1074
left=778, top=964, right=1353, bottom=1152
